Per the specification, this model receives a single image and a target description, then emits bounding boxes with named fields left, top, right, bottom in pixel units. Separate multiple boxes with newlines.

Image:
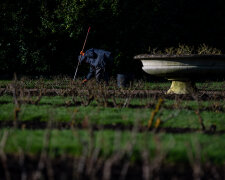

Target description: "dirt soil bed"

left=1, top=88, right=225, bottom=100
left=0, top=155, right=224, bottom=180
left=0, top=120, right=222, bottom=134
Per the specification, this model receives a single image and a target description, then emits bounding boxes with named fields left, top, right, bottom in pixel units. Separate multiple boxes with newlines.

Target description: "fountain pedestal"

left=167, top=80, right=197, bottom=94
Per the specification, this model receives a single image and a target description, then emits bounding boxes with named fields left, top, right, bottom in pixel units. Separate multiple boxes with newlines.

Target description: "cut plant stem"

left=148, top=98, right=164, bottom=129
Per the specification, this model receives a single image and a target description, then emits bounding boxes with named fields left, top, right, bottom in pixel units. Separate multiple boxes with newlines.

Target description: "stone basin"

left=134, top=54, right=225, bottom=94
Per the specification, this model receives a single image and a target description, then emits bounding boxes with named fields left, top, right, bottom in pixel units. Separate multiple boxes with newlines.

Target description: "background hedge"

left=1, top=0, right=225, bottom=78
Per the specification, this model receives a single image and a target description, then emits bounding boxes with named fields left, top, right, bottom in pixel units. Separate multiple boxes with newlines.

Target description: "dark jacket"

left=78, top=48, right=113, bottom=80
left=79, top=48, right=112, bottom=68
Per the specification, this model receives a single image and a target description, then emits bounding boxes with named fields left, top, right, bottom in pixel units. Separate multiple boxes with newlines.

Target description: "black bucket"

left=117, top=74, right=134, bottom=88
left=117, top=74, right=126, bottom=88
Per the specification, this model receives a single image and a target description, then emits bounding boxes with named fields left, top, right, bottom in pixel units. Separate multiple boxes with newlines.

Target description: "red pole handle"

left=73, top=26, right=91, bottom=81
left=81, top=26, right=91, bottom=52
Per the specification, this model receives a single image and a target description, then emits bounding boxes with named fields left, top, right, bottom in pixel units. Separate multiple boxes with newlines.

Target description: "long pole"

left=73, top=26, right=91, bottom=81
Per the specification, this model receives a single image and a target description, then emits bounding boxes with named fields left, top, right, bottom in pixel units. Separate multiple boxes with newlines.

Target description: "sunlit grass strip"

left=0, top=103, right=225, bottom=130
left=1, top=129, right=225, bottom=164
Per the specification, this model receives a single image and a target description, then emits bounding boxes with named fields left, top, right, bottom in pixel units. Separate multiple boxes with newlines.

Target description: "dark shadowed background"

left=0, top=0, right=225, bottom=79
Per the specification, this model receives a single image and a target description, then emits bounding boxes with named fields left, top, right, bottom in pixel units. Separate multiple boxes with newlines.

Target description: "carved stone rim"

left=134, top=54, right=225, bottom=60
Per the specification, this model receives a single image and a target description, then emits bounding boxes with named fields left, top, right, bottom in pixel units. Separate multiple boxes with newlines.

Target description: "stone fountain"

left=134, top=54, right=225, bottom=94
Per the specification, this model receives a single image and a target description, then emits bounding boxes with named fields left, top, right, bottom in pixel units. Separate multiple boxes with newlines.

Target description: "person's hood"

left=78, top=48, right=96, bottom=63
left=85, top=48, right=96, bottom=58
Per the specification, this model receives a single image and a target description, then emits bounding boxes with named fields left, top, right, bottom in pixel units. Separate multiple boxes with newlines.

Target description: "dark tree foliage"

left=0, top=0, right=225, bottom=78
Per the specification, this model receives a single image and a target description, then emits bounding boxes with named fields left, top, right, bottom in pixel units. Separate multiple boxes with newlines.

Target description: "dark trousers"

left=95, top=66, right=109, bottom=84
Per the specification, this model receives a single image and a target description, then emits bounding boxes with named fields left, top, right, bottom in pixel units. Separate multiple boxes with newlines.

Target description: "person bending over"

left=79, top=48, right=113, bottom=84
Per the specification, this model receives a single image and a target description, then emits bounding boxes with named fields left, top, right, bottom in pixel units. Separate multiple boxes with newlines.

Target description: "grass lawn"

left=0, top=79, right=224, bottom=178
left=0, top=95, right=225, bottom=130
left=1, top=129, right=225, bottom=164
